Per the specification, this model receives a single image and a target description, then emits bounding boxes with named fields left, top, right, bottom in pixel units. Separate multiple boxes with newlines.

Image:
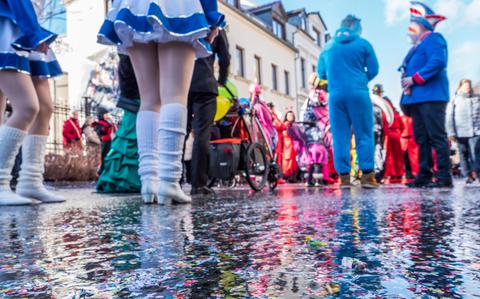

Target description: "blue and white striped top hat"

left=410, top=1, right=446, bottom=30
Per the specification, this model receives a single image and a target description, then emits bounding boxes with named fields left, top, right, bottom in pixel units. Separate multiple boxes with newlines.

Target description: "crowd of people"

left=62, top=109, right=117, bottom=175
left=0, top=0, right=479, bottom=207
left=268, top=78, right=480, bottom=188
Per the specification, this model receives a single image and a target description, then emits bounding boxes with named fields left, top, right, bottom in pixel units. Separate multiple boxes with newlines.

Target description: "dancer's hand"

left=401, top=77, right=414, bottom=89
left=35, top=42, right=49, bottom=54
left=206, top=27, right=220, bottom=44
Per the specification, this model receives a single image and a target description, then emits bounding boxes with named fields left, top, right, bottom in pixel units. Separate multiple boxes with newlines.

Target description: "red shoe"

left=278, top=178, right=286, bottom=185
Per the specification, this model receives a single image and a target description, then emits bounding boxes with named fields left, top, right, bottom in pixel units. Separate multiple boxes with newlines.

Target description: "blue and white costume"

left=0, top=0, right=62, bottom=78
left=98, top=0, right=225, bottom=57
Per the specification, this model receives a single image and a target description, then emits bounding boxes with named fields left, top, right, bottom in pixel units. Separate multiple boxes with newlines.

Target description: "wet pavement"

left=1, top=183, right=480, bottom=298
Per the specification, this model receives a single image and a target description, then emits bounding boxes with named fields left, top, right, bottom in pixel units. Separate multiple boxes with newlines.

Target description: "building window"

left=300, top=57, right=306, bottom=89
left=301, top=17, right=307, bottom=31
left=271, top=64, right=278, bottom=91
left=325, top=33, right=331, bottom=43
left=254, top=55, right=262, bottom=84
left=313, top=28, right=322, bottom=47
left=272, top=19, right=285, bottom=40
left=284, top=71, right=290, bottom=96
left=235, top=46, right=245, bottom=77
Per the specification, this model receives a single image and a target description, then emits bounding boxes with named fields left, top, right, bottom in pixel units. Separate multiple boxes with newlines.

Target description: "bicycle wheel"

left=245, top=142, right=269, bottom=191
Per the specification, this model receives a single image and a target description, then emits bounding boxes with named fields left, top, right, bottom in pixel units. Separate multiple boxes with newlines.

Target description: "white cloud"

left=465, top=0, right=480, bottom=25
left=434, top=0, right=466, bottom=22
left=384, top=0, right=410, bottom=25
left=450, top=41, right=480, bottom=83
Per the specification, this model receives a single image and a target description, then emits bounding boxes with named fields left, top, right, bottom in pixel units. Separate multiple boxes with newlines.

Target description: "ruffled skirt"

left=96, top=99, right=141, bottom=193
left=97, top=0, right=224, bottom=57
left=0, top=18, right=62, bottom=78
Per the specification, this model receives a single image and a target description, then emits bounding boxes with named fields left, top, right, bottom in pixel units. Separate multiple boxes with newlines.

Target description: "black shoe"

left=191, top=186, right=216, bottom=198
left=426, top=180, right=454, bottom=189
left=305, top=181, right=315, bottom=187
left=466, top=176, right=475, bottom=184
left=406, top=177, right=432, bottom=188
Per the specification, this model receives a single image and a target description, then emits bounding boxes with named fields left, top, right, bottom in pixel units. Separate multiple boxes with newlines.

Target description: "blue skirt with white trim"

left=0, top=17, right=63, bottom=78
left=97, top=0, right=224, bottom=57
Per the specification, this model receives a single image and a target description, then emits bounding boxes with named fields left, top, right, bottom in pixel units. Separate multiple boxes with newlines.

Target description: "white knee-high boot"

left=136, top=111, right=160, bottom=204
left=0, top=126, right=32, bottom=206
left=16, top=135, right=65, bottom=203
left=157, top=103, right=191, bottom=205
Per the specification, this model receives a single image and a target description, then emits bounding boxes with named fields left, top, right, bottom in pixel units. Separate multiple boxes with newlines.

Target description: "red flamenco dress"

left=282, top=121, right=299, bottom=181
left=384, top=100, right=405, bottom=183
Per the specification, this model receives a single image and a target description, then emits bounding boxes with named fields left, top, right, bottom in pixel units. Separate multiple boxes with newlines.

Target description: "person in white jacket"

left=446, top=79, right=480, bottom=184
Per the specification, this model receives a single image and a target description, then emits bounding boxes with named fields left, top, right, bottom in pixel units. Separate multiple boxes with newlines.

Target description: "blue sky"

left=257, top=0, right=480, bottom=103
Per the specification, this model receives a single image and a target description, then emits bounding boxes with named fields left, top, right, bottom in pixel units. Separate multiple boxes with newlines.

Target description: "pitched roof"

left=247, top=1, right=287, bottom=17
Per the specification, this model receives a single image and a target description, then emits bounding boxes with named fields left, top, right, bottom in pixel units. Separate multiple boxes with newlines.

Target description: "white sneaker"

left=137, top=111, right=161, bottom=205
left=16, top=184, right=65, bottom=203
left=16, top=135, right=65, bottom=203
left=0, top=190, right=33, bottom=206
left=0, top=126, right=31, bottom=206
left=141, top=180, right=158, bottom=204
left=157, top=181, right=192, bottom=205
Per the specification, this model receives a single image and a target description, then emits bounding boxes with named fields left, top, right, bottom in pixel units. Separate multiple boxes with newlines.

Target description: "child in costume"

left=0, top=0, right=65, bottom=205
left=400, top=1, right=452, bottom=188
left=371, top=84, right=394, bottom=183
left=317, top=15, right=380, bottom=189
left=301, top=75, right=333, bottom=186
left=383, top=97, right=405, bottom=183
left=268, top=102, right=286, bottom=184
left=283, top=111, right=300, bottom=182
left=98, top=0, right=224, bottom=204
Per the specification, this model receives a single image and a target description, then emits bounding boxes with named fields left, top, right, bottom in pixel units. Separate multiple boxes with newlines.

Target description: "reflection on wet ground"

left=1, top=184, right=480, bottom=298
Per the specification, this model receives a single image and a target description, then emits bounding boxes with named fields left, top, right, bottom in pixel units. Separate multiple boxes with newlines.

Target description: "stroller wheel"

left=245, top=143, right=269, bottom=191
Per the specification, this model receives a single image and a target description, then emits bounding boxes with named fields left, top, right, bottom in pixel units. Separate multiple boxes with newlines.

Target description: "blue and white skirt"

left=97, top=0, right=224, bottom=58
left=0, top=18, right=63, bottom=78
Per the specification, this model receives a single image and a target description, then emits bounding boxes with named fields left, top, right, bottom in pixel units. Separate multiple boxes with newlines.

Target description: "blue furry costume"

left=317, top=16, right=379, bottom=174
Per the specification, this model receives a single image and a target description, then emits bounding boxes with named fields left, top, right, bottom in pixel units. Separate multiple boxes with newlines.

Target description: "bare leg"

left=158, top=42, right=196, bottom=106
left=29, top=78, right=54, bottom=135
left=0, top=90, right=5, bottom=124
left=0, top=71, right=39, bottom=131
left=127, top=43, right=161, bottom=203
left=156, top=42, right=195, bottom=204
left=127, top=43, right=160, bottom=112
left=0, top=71, right=39, bottom=205
left=14, top=76, right=65, bottom=203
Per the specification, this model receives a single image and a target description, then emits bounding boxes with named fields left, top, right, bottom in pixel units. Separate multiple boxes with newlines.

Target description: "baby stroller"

left=208, top=83, right=279, bottom=191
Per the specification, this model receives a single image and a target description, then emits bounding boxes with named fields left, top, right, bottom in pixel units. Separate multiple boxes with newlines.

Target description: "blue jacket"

left=317, top=27, right=379, bottom=94
left=0, top=0, right=57, bottom=51
left=400, top=32, right=449, bottom=105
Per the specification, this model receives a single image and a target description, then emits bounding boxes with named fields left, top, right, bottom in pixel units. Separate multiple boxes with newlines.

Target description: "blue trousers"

left=329, top=90, right=374, bottom=174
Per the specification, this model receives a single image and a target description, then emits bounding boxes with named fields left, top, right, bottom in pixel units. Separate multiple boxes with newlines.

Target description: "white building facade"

left=220, top=1, right=329, bottom=117
left=219, top=1, right=297, bottom=115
